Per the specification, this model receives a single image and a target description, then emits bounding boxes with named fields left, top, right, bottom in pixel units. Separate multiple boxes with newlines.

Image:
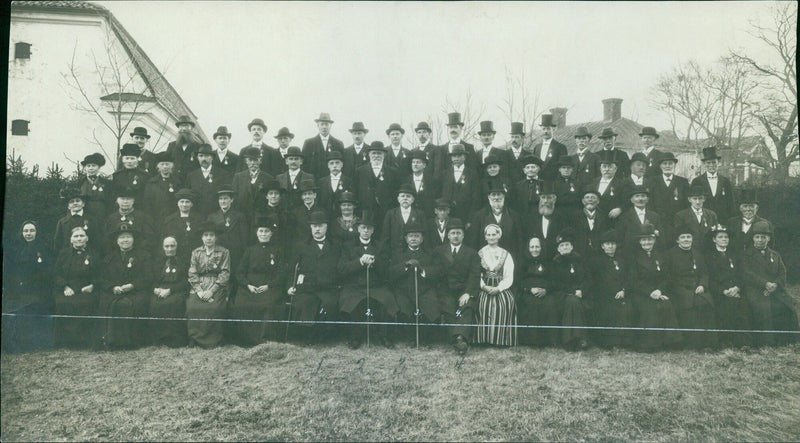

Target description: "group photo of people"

left=5, top=111, right=798, bottom=355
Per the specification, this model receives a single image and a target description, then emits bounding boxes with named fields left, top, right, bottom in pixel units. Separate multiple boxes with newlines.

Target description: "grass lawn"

left=2, top=339, right=799, bottom=441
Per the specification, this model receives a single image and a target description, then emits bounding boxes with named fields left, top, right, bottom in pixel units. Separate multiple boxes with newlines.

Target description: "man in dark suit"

left=646, top=151, right=689, bottom=244
left=207, top=185, right=249, bottom=270
left=385, top=123, right=412, bottom=175
left=619, top=152, right=648, bottom=211
left=142, top=151, right=181, bottom=222
left=616, top=185, right=664, bottom=256
left=276, top=146, right=316, bottom=211
left=103, top=186, right=156, bottom=254
left=674, top=185, right=718, bottom=253
left=402, top=150, right=440, bottom=217
left=440, top=144, right=480, bottom=222
left=316, top=151, right=353, bottom=216
left=426, top=199, right=453, bottom=250
left=467, top=183, right=522, bottom=260
left=353, top=142, right=399, bottom=234
left=596, top=127, right=630, bottom=178
left=691, top=146, right=735, bottom=222
left=236, top=118, right=274, bottom=172
left=185, top=144, right=233, bottom=217
left=211, top=126, right=238, bottom=176
left=343, top=122, right=370, bottom=178
left=440, top=112, right=476, bottom=177
left=381, top=183, right=427, bottom=256
left=291, top=180, right=326, bottom=245
left=512, top=155, right=544, bottom=215
left=638, top=126, right=665, bottom=178
left=231, top=147, right=273, bottom=220
left=127, top=126, right=156, bottom=177
left=53, top=187, right=104, bottom=253
left=432, top=218, right=481, bottom=354
left=505, top=122, right=531, bottom=184
left=531, top=114, right=567, bottom=181
left=727, top=189, right=771, bottom=255
left=473, top=121, right=508, bottom=178
left=266, top=127, right=294, bottom=176
left=301, top=113, right=345, bottom=179
left=525, top=183, right=566, bottom=262
left=587, top=150, right=626, bottom=223
left=165, top=115, right=201, bottom=182
left=570, top=126, right=600, bottom=186
left=571, top=188, right=607, bottom=259
left=411, top=122, right=443, bottom=181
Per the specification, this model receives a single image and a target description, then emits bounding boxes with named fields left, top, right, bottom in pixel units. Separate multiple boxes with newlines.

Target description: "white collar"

left=288, top=168, right=300, bottom=176
left=635, top=207, right=646, bottom=214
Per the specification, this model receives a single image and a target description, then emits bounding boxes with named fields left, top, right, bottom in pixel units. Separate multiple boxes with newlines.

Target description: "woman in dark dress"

left=52, top=226, right=100, bottom=348
left=3, top=221, right=54, bottom=351
left=628, top=223, right=682, bottom=351
left=186, top=222, right=231, bottom=348
left=97, top=224, right=153, bottom=349
left=149, top=235, right=188, bottom=347
left=162, top=188, right=204, bottom=262
left=550, top=228, right=591, bottom=350
left=590, top=229, right=634, bottom=348
left=705, top=224, right=751, bottom=348
left=231, top=216, right=286, bottom=345
left=330, top=191, right=360, bottom=246
left=516, top=235, right=558, bottom=347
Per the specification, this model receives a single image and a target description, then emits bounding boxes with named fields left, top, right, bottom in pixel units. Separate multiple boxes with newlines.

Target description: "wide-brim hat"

left=130, top=126, right=151, bottom=139
left=446, top=218, right=466, bottom=233
left=197, top=144, right=214, bottom=156
left=415, top=122, right=432, bottom=133
left=175, top=188, right=195, bottom=201
left=213, top=126, right=232, bottom=138
left=629, top=184, right=649, bottom=198
left=397, top=183, right=417, bottom=197
left=198, top=220, right=223, bottom=235
left=386, top=123, right=405, bottom=135
left=366, top=141, right=386, bottom=153
left=175, top=115, right=196, bottom=128
left=216, top=185, right=235, bottom=197
left=327, top=150, right=344, bottom=162
left=556, top=228, right=576, bottom=246
left=241, top=147, right=262, bottom=159
left=260, top=179, right=284, bottom=194
left=478, top=121, right=496, bottom=135
left=634, top=223, right=658, bottom=238
left=434, top=198, right=453, bottom=209
left=630, top=152, right=648, bottom=165
left=409, top=149, right=427, bottom=163
left=509, top=122, right=525, bottom=136
left=338, top=191, right=357, bottom=205
left=153, top=151, right=173, bottom=164
left=298, top=179, right=318, bottom=193
left=707, top=223, right=729, bottom=239
left=247, top=118, right=267, bottom=131
left=483, top=154, right=503, bottom=167
left=285, top=146, right=304, bottom=158
left=738, top=188, right=758, bottom=204
left=674, top=222, right=694, bottom=237
left=520, top=155, right=544, bottom=168
left=752, top=221, right=772, bottom=236
left=540, top=114, right=557, bottom=127
left=403, top=222, right=425, bottom=235
left=116, top=186, right=137, bottom=199
left=687, top=185, right=706, bottom=198
left=355, top=210, right=376, bottom=227
left=446, top=112, right=464, bottom=127
left=120, top=143, right=142, bottom=158
left=81, top=153, right=106, bottom=167
left=557, top=156, right=575, bottom=168
left=308, top=211, right=329, bottom=225
left=59, top=187, right=84, bottom=201
left=582, top=186, right=601, bottom=198
left=274, top=127, right=295, bottom=139
left=314, top=113, right=334, bottom=123
left=448, top=144, right=466, bottom=156
left=701, top=146, right=722, bottom=161
left=108, top=222, right=139, bottom=240
left=348, top=122, right=369, bottom=134
left=598, top=128, right=618, bottom=139
left=573, top=126, right=592, bottom=139
left=639, top=126, right=659, bottom=139
left=255, top=215, right=279, bottom=231
left=599, top=229, right=619, bottom=244
left=658, top=151, right=678, bottom=164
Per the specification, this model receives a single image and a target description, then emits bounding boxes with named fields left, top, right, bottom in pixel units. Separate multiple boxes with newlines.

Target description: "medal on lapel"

left=379, top=171, right=384, bottom=182
left=721, top=188, right=725, bottom=196
left=692, top=260, right=697, bottom=270
left=569, top=264, right=575, bottom=274
left=570, top=183, right=575, bottom=192
left=132, top=175, right=138, bottom=186
left=674, top=189, right=679, bottom=201
left=208, top=173, right=213, bottom=184
left=37, top=253, right=42, bottom=263
left=270, top=254, right=275, bottom=266
left=769, top=253, right=774, bottom=263
left=537, top=264, right=543, bottom=272
left=169, top=184, right=174, bottom=193
left=419, top=183, right=424, bottom=192
left=655, top=260, right=661, bottom=271
left=223, top=157, right=228, bottom=165
left=610, top=187, right=614, bottom=196
left=338, top=183, right=342, bottom=191
left=92, top=185, right=98, bottom=191
left=225, top=217, right=230, bottom=227
left=460, top=176, right=466, bottom=184
left=83, top=222, right=89, bottom=230
left=127, top=257, right=134, bottom=269
left=186, top=222, right=191, bottom=232
left=85, top=257, right=90, bottom=266
left=121, top=215, right=126, bottom=221
left=585, top=167, right=590, bottom=173
left=613, top=260, right=619, bottom=271
left=172, top=267, right=177, bottom=273
left=729, top=258, right=734, bottom=269
left=98, top=186, right=104, bottom=192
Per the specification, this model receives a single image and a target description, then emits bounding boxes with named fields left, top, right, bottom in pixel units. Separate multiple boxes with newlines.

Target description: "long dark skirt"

left=3, top=291, right=54, bottom=352
left=560, top=293, right=587, bottom=346
left=149, top=292, right=187, bottom=347
left=186, top=293, right=227, bottom=348
left=53, top=291, right=96, bottom=348
left=597, top=297, right=635, bottom=348
left=713, top=293, right=752, bottom=347
left=228, top=286, right=284, bottom=345
left=634, top=295, right=682, bottom=351
left=675, top=294, right=718, bottom=349
left=98, top=290, right=149, bottom=348
left=746, top=292, right=799, bottom=347
left=517, top=294, right=561, bottom=347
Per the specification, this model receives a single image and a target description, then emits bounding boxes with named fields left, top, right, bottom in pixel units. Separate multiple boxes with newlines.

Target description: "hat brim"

left=213, top=133, right=232, bottom=138
left=314, top=119, right=334, bottom=123
left=348, top=129, right=369, bottom=134
left=175, top=121, right=196, bottom=128
left=478, top=131, right=497, bottom=135
left=386, top=129, right=406, bottom=135
left=639, top=133, right=659, bottom=139
left=274, top=133, right=295, bottom=139
left=130, top=133, right=151, bottom=139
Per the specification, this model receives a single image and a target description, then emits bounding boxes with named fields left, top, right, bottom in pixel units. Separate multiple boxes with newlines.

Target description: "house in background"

left=7, top=1, right=207, bottom=173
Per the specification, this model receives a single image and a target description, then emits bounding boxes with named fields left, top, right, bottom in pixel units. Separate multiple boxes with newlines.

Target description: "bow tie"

left=71, top=212, right=82, bottom=217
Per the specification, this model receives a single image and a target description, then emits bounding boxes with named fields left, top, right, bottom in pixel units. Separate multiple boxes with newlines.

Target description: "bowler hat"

left=540, top=114, right=557, bottom=127
left=409, top=149, right=428, bottom=163
left=247, top=118, right=267, bottom=131
left=153, top=151, right=173, bottom=164
left=130, top=127, right=151, bottom=139
left=403, top=222, right=425, bottom=235
left=446, top=112, right=464, bottom=127
left=629, top=184, right=649, bottom=198
left=197, top=144, right=214, bottom=155
left=397, top=183, right=417, bottom=197
left=557, top=156, right=575, bottom=168
left=59, top=187, right=84, bottom=201
left=510, top=122, right=525, bottom=136
left=216, top=185, right=235, bottom=196
left=582, top=186, right=601, bottom=198
left=415, top=122, right=432, bottom=132
left=241, top=147, right=262, bottom=159
left=386, top=123, right=405, bottom=135
left=213, top=126, right=232, bottom=138
left=175, top=188, right=195, bottom=201
left=255, top=215, right=279, bottom=231
left=598, top=128, right=618, bottom=139
left=701, top=146, right=722, bottom=161
left=348, top=122, right=369, bottom=134
left=285, top=146, right=304, bottom=158
left=446, top=218, right=465, bottom=233
left=639, top=126, right=659, bottom=139
left=356, top=211, right=377, bottom=227
left=634, top=223, right=658, bottom=238
left=308, top=211, right=329, bottom=225
left=274, top=127, right=295, bottom=139
left=751, top=221, right=772, bottom=236
left=448, top=144, right=467, bottom=156
left=366, top=141, right=386, bottom=153
left=120, top=143, right=142, bottom=158
left=599, top=229, right=619, bottom=244
left=597, top=150, right=618, bottom=165
left=434, top=198, right=453, bottom=209
left=658, top=151, right=678, bottom=164
left=738, top=188, right=758, bottom=204
left=116, top=186, right=137, bottom=199
left=674, top=222, right=694, bottom=237
left=81, top=153, right=106, bottom=167
left=314, top=113, right=334, bottom=123
left=175, top=115, right=196, bottom=128
left=629, top=152, right=648, bottom=165
left=298, top=179, right=318, bottom=193
left=338, top=191, right=357, bottom=205
left=574, top=126, right=593, bottom=139
left=520, top=155, right=544, bottom=168
left=478, top=121, right=496, bottom=134
left=687, top=185, right=706, bottom=198
left=108, top=222, right=139, bottom=240
left=327, top=151, right=344, bottom=162
left=556, top=228, right=576, bottom=246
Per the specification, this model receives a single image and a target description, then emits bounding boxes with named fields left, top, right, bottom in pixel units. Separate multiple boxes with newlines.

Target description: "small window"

left=11, top=120, right=30, bottom=136
left=15, top=42, right=31, bottom=60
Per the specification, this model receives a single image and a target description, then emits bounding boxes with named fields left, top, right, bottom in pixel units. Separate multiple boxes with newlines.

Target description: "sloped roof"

left=11, top=0, right=208, bottom=142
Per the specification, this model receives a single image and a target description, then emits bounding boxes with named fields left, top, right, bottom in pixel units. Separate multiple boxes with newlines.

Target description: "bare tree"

left=498, top=65, right=542, bottom=149
left=728, top=1, right=798, bottom=181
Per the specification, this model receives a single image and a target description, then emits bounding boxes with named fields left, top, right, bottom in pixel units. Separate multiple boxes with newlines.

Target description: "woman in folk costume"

left=52, top=226, right=101, bottom=348
left=516, top=235, right=557, bottom=347
left=549, top=228, right=592, bottom=350
left=97, top=223, right=153, bottom=349
left=589, top=229, right=635, bottom=348
left=476, top=224, right=517, bottom=346
left=628, top=223, right=682, bottom=351
left=231, top=216, right=286, bottom=345
left=663, top=223, right=717, bottom=349
left=186, top=221, right=231, bottom=348
left=148, top=235, right=189, bottom=348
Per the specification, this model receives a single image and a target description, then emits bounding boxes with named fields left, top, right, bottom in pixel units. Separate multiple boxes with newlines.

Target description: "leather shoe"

left=453, top=335, right=469, bottom=355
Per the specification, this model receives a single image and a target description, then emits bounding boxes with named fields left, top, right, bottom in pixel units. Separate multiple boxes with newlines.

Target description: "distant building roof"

left=12, top=0, right=208, bottom=142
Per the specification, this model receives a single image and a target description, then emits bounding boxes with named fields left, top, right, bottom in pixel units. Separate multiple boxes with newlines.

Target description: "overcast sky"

left=99, top=1, right=782, bottom=146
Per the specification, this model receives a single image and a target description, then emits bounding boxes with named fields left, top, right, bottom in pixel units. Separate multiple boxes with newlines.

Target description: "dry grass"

left=2, top=340, right=799, bottom=442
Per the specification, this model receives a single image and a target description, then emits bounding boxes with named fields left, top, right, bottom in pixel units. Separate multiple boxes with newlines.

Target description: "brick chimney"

left=549, top=107, right=567, bottom=129
left=602, top=98, right=623, bottom=122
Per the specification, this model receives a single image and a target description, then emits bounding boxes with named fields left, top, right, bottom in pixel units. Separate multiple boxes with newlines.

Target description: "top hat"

left=599, top=229, right=619, bottom=244
left=415, top=122, right=432, bottom=132
left=556, top=228, right=576, bottom=246
left=687, top=184, right=706, bottom=198
left=634, top=223, right=658, bottom=238
left=510, top=122, right=525, bottom=136
left=355, top=210, right=377, bottom=227
left=540, top=114, right=557, bottom=127
left=197, top=144, right=214, bottom=156
left=59, top=187, right=84, bottom=201
left=658, top=151, right=678, bottom=164
left=752, top=221, right=772, bottom=236
left=130, top=127, right=151, bottom=139
left=327, top=150, right=344, bottom=162
left=81, top=152, right=106, bottom=167
left=308, top=211, right=329, bottom=225
left=630, top=152, right=648, bottom=165
left=285, top=146, right=304, bottom=158
left=255, top=215, right=279, bottom=231
left=629, top=184, right=650, bottom=197
left=598, top=127, right=618, bottom=139
left=175, top=115, right=196, bottom=128
left=409, top=149, right=428, bottom=163
left=448, top=144, right=466, bottom=156
left=738, top=188, right=758, bottom=204
left=397, top=183, right=417, bottom=197
left=174, top=188, right=195, bottom=201
left=298, top=179, right=318, bottom=193
left=274, top=127, right=295, bottom=139
left=574, top=126, right=593, bottom=139
left=639, top=126, right=660, bottom=139
left=540, top=181, right=557, bottom=196
left=213, top=126, right=232, bottom=138
left=247, top=118, right=267, bottom=131
left=478, top=121, right=496, bottom=134
left=241, top=147, right=262, bottom=159
left=216, top=185, right=235, bottom=196
left=314, top=113, right=334, bottom=123
left=386, top=123, right=405, bottom=135
left=520, top=155, right=544, bottom=168
left=366, top=141, right=386, bottom=153
left=446, top=218, right=465, bottom=233
left=597, top=150, right=618, bottom=165
left=485, top=181, right=508, bottom=195
left=434, top=198, right=453, bottom=209
left=446, top=112, right=464, bottom=127
left=348, top=122, right=369, bottom=134
left=338, top=191, right=357, bottom=205
left=701, top=146, right=722, bottom=162
left=120, top=143, right=142, bottom=157
left=153, top=151, right=173, bottom=164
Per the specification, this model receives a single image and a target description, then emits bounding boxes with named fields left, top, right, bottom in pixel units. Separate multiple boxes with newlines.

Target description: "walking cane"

left=414, top=266, right=420, bottom=349
left=285, top=262, right=300, bottom=342
left=365, top=263, right=372, bottom=349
